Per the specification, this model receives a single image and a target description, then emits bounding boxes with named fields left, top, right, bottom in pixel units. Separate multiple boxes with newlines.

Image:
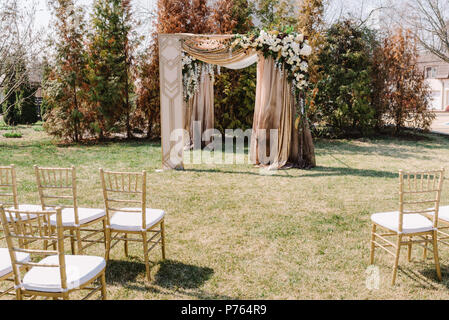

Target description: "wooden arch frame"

left=158, top=33, right=315, bottom=170
left=158, top=33, right=239, bottom=170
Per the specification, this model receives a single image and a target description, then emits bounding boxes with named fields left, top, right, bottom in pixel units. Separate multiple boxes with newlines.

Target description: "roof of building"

left=417, top=52, right=449, bottom=79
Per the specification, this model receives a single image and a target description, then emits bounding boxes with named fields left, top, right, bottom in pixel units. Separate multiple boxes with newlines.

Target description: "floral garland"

left=232, top=30, right=312, bottom=91
left=182, top=53, right=215, bottom=102
left=182, top=30, right=311, bottom=100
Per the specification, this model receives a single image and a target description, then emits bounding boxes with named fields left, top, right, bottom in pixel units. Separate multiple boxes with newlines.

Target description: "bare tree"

left=404, top=0, right=449, bottom=63
left=0, top=0, right=43, bottom=110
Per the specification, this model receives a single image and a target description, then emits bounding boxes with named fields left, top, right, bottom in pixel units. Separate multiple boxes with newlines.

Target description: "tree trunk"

left=73, top=84, right=80, bottom=143
left=126, top=111, right=131, bottom=139
left=146, top=117, right=153, bottom=139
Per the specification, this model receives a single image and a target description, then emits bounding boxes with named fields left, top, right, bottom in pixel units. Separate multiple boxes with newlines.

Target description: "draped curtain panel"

left=251, top=55, right=316, bottom=169
left=250, top=55, right=299, bottom=169
left=184, top=68, right=215, bottom=148
left=181, top=35, right=258, bottom=70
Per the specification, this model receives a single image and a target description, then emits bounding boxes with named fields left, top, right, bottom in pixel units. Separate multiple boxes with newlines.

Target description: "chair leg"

left=52, top=226, right=57, bottom=250
left=105, top=229, right=111, bottom=262
left=100, top=271, right=107, bottom=300
left=407, top=236, right=412, bottom=262
left=102, top=219, right=107, bottom=250
left=124, top=234, right=129, bottom=258
left=75, top=228, right=83, bottom=255
left=142, top=231, right=151, bottom=281
left=70, top=229, right=76, bottom=254
left=392, top=235, right=402, bottom=285
left=15, top=289, right=22, bottom=300
left=370, top=223, right=376, bottom=264
left=423, top=235, right=428, bottom=261
left=43, top=227, right=49, bottom=251
left=161, top=220, right=166, bottom=260
left=432, top=230, right=442, bottom=281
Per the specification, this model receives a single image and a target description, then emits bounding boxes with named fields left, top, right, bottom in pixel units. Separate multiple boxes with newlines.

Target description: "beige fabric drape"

left=182, top=37, right=258, bottom=70
left=299, top=119, right=316, bottom=169
left=250, top=55, right=299, bottom=169
left=250, top=55, right=316, bottom=169
left=184, top=69, right=215, bottom=148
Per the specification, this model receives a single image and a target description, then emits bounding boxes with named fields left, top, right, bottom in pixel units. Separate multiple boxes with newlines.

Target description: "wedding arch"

left=158, top=32, right=316, bottom=170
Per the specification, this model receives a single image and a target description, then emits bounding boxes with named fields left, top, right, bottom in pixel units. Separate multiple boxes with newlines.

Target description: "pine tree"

left=87, top=0, right=136, bottom=139
left=314, top=20, right=375, bottom=137
left=256, top=0, right=297, bottom=30
left=208, top=0, right=236, bottom=33
left=378, top=29, right=434, bottom=134
left=42, top=0, right=87, bottom=142
left=190, top=0, right=211, bottom=33
left=297, top=0, right=325, bottom=125
left=297, top=0, right=323, bottom=83
left=210, top=0, right=257, bottom=133
left=135, top=0, right=212, bottom=138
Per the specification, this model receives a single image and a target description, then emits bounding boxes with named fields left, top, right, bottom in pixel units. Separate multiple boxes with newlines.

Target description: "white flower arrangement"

left=182, top=53, right=200, bottom=101
left=182, top=30, right=312, bottom=100
left=182, top=53, right=215, bottom=101
left=233, top=30, right=312, bottom=90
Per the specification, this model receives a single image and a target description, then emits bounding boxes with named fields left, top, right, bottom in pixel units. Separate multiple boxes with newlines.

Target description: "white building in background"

left=417, top=52, right=449, bottom=111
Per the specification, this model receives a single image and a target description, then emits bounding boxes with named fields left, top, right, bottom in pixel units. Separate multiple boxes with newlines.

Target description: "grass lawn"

left=2, top=125, right=449, bottom=300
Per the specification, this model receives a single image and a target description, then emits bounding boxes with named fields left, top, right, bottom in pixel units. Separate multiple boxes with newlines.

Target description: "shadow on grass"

left=154, top=260, right=214, bottom=290
left=107, top=259, right=232, bottom=299
left=300, top=166, right=398, bottom=179
left=54, top=138, right=162, bottom=149
left=397, top=266, right=440, bottom=290
left=0, top=137, right=161, bottom=150
left=185, top=166, right=398, bottom=179
left=316, top=134, right=449, bottom=159
left=414, top=262, right=449, bottom=290
left=395, top=261, right=449, bottom=290
left=105, top=259, right=147, bottom=284
left=122, top=283, right=234, bottom=300
left=105, top=259, right=214, bottom=288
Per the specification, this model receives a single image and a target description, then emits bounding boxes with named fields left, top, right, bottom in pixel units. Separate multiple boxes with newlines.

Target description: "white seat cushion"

left=22, top=255, right=106, bottom=293
left=5, top=204, right=44, bottom=222
left=371, top=211, right=434, bottom=234
left=49, top=208, right=105, bottom=227
left=0, top=248, right=30, bottom=278
left=427, top=205, right=449, bottom=222
left=110, top=208, right=165, bottom=232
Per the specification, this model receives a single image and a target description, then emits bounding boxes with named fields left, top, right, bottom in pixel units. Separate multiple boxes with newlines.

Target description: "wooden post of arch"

left=159, top=34, right=185, bottom=170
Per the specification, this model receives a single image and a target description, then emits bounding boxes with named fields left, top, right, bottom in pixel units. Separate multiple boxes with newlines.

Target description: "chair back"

left=34, top=165, right=79, bottom=224
left=0, top=205, right=67, bottom=292
left=0, top=165, right=19, bottom=209
left=399, top=168, right=445, bottom=232
left=99, top=169, right=147, bottom=230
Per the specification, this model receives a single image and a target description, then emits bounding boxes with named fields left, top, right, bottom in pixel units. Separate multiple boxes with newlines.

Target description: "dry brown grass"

left=2, top=125, right=449, bottom=299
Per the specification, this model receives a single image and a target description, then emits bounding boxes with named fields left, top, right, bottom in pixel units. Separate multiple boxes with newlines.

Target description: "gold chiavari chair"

left=370, top=168, right=444, bottom=285
left=100, top=169, right=166, bottom=281
left=0, top=205, right=107, bottom=300
left=0, top=165, right=42, bottom=298
left=0, top=218, right=31, bottom=299
left=422, top=205, right=449, bottom=253
left=34, top=166, right=107, bottom=255
left=0, top=165, right=43, bottom=223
